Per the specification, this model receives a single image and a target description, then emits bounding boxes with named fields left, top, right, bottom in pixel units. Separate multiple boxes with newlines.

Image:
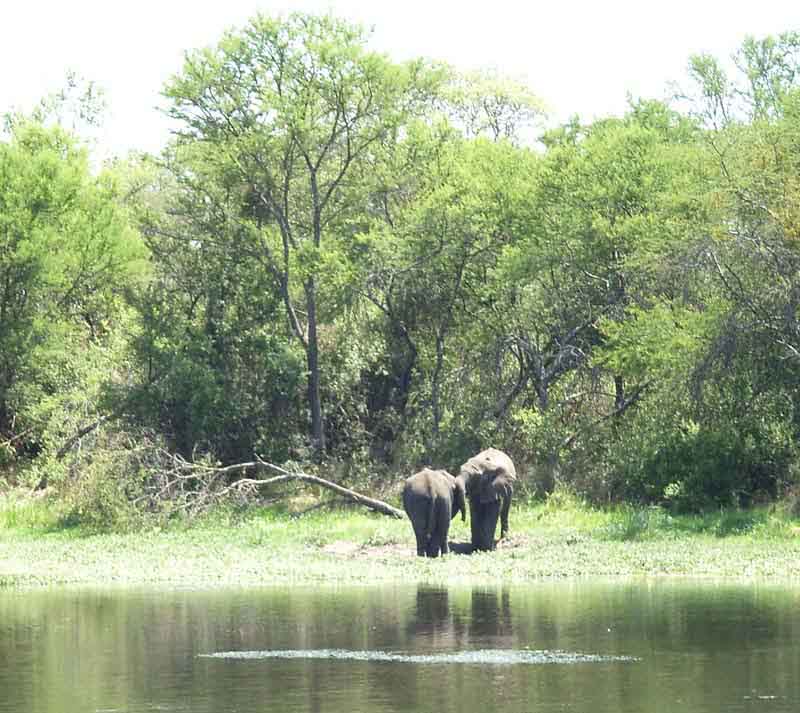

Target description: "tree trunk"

left=614, top=374, right=625, bottom=413
left=535, top=379, right=549, bottom=412
left=431, top=332, right=445, bottom=436
left=305, top=277, right=326, bottom=458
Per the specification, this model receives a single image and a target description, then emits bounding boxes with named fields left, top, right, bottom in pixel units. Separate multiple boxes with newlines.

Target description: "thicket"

left=2, top=16, right=800, bottom=527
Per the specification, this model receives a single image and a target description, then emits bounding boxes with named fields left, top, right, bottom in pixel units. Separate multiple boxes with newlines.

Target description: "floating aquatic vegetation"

left=199, top=648, right=639, bottom=665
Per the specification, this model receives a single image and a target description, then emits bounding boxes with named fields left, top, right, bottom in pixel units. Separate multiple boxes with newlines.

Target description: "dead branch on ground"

left=135, top=452, right=405, bottom=520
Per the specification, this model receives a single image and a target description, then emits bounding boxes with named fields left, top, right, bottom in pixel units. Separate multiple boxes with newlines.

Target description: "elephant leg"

left=484, top=500, right=500, bottom=550
left=425, top=521, right=442, bottom=557
left=439, top=499, right=451, bottom=555
left=440, top=527, right=450, bottom=556
left=426, top=501, right=448, bottom=557
left=474, top=500, right=500, bottom=551
left=410, top=518, right=428, bottom=557
left=424, top=518, right=436, bottom=557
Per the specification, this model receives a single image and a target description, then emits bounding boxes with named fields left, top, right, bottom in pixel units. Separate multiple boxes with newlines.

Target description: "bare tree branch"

left=134, top=452, right=405, bottom=519
left=56, top=415, right=110, bottom=460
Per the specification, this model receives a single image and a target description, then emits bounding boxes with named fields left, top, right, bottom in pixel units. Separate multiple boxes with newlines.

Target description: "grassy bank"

left=2, top=491, right=800, bottom=588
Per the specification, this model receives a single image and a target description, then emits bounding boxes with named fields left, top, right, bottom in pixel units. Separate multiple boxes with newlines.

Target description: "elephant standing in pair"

left=456, top=448, right=516, bottom=552
left=402, top=468, right=466, bottom=557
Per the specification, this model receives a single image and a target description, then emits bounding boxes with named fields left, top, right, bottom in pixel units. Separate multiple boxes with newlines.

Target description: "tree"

left=483, top=103, right=711, bottom=495
left=124, top=151, right=306, bottom=463
left=0, top=119, right=146, bottom=452
left=646, top=34, right=800, bottom=506
left=353, top=123, right=537, bottom=462
left=442, top=67, right=547, bottom=145
left=163, top=12, right=439, bottom=457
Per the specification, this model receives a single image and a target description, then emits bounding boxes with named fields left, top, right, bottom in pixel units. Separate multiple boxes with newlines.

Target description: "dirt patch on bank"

left=321, top=540, right=409, bottom=559
left=321, top=534, right=529, bottom=560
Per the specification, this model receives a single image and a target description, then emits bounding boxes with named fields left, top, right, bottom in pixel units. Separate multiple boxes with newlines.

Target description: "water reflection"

left=405, top=586, right=466, bottom=648
left=1, top=581, right=799, bottom=713
left=470, top=587, right=513, bottom=639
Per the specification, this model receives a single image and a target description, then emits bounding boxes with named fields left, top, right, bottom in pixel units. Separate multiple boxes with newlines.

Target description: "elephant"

left=456, top=448, right=516, bottom=552
left=402, top=468, right=466, bottom=557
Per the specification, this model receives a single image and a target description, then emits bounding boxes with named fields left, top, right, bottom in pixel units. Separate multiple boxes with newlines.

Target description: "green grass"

left=0, top=491, right=64, bottom=533
left=1, top=491, right=799, bottom=589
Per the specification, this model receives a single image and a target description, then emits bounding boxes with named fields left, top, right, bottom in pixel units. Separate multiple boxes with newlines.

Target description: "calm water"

left=1, top=580, right=799, bottom=712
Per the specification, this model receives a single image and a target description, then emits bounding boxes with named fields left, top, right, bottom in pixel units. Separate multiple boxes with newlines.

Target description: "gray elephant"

left=456, top=448, right=516, bottom=552
left=402, top=468, right=466, bottom=557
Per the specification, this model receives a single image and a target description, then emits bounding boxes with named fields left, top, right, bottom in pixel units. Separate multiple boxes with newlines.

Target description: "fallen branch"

left=134, top=452, right=405, bottom=520
left=255, top=458, right=405, bottom=519
left=0, top=425, right=36, bottom=451
left=56, top=415, right=111, bottom=460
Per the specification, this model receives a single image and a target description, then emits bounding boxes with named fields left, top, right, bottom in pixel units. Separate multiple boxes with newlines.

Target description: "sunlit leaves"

left=598, top=302, right=715, bottom=380
left=0, top=120, right=146, bottom=442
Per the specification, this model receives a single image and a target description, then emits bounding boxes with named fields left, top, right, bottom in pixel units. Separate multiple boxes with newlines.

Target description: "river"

left=1, top=580, right=799, bottom=712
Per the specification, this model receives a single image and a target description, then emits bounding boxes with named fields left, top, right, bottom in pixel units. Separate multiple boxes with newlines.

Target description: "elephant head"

left=457, top=448, right=516, bottom=551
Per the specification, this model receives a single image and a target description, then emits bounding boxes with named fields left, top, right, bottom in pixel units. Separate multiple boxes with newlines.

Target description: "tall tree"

left=163, top=13, right=438, bottom=457
left=123, top=152, right=305, bottom=462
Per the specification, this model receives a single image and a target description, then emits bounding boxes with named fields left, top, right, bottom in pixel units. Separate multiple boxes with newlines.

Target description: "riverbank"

left=2, top=492, right=799, bottom=588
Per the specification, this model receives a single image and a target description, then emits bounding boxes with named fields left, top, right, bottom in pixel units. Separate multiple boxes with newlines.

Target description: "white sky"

left=2, top=0, right=798, bottom=157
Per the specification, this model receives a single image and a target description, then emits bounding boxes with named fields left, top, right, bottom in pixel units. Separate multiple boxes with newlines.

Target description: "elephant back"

left=402, top=468, right=455, bottom=505
left=459, top=448, right=516, bottom=504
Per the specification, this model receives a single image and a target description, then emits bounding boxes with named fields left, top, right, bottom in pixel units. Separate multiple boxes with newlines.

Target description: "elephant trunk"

left=453, top=475, right=467, bottom=522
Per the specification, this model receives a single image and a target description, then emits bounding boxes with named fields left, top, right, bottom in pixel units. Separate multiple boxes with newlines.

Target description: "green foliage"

left=162, top=12, right=443, bottom=456
left=589, top=372, right=800, bottom=510
left=442, top=67, right=547, bottom=143
left=129, top=276, right=306, bottom=463
left=0, top=119, right=147, bottom=458
left=598, top=301, right=713, bottom=380
left=597, top=504, right=789, bottom=541
left=0, top=491, right=62, bottom=533
left=599, top=506, right=673, bottom=541
left=57, top=457, right=142, bottom=532
left=7, top=20, right=800, bottom=525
